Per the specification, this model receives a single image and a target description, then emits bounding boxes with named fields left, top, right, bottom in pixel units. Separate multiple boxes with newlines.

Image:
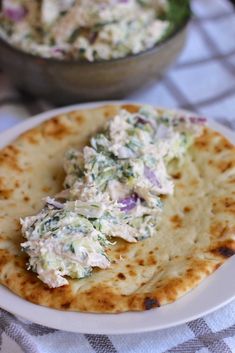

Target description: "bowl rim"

left=0, top=4, right=191, bottom=66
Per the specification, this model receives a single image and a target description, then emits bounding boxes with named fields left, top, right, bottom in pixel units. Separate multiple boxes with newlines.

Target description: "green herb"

left=70, top=243, right=75, bottom=253
left=159, top=0, right=191, bottom=41
left=68, top=28, right=80, bottom=44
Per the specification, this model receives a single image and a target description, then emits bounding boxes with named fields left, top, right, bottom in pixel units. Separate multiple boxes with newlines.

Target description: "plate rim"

left=0, top=100, right=235, bottom=335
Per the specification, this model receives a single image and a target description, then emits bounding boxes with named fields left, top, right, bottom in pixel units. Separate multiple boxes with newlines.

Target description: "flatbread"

left=0, top=104, right=234, bottom=313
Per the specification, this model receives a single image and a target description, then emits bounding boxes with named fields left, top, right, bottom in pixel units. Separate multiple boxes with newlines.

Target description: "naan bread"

left=0, top=104, right=234, bottom=313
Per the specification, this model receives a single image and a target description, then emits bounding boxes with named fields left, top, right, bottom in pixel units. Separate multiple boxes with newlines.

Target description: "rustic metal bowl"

left=0, top=5, right=191, bottom=104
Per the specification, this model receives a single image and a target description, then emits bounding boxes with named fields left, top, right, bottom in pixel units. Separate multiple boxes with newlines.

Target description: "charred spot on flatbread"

left=144, top=297, right=160, bottom=310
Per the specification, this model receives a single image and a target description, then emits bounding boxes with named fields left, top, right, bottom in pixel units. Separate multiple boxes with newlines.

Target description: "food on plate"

left=21, top=106, right=203, bottom=288
left=0, top=0, right=189, bottom=61
left=0, top=104, right=234, bottom=313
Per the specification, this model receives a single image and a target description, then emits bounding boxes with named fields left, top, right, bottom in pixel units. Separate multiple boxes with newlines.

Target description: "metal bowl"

left=0, top=7, right=190, bottom=104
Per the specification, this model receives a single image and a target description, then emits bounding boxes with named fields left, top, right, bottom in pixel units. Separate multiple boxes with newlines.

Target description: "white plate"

left=0, top=101, right=235, bottom=334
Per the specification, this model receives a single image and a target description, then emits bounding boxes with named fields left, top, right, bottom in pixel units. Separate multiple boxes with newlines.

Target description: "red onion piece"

left=3, top=6, right=27, bottom=22
left=136, top=116, right=157, bottom=131
left=136, top=116, right=148, bottom=125
left=189, top=116, right=207, bottom=125
left=144, top=166, right=161, bottom=188
left=53, top=48, right=64, bottom=54
left=175, top=116, right=207, bottom=125
left=119, top=194, right=138, bottom=212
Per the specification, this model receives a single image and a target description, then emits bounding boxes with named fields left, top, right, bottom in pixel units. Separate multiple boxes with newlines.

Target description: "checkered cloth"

left=0, top=0, right=235, bottom=352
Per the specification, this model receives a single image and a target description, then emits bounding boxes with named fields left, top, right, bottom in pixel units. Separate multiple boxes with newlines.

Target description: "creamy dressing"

left=1, top=0, right=169, bottom=61
left=21, top=106, right=206, bottom=287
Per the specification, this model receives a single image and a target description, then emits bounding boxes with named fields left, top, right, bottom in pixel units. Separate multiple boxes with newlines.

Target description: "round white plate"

left=0, top=101, right=235, bottom=334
